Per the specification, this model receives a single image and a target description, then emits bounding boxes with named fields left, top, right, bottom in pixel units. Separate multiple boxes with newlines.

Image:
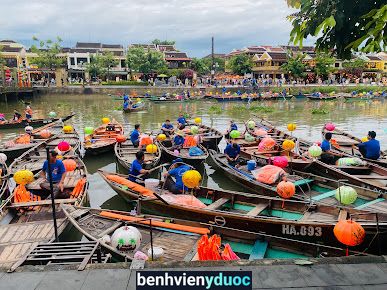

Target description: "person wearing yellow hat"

left=173, top=130, right=185, bottom=149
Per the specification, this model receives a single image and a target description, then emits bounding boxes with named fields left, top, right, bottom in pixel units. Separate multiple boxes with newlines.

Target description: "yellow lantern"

left=182, top=170, right=202, bottom=189
left=146, top=144, right=158, bottom=154
left=361, top=137, right=368, bottom=142
left=102, top=117, right=110, bottom=124
left=57, top=155, right=63, bottom=160
left=282, top=140, right=295, bottom=151
left=194, top=117, right=202, bottom=124
left=63, top=125, right=74, bottom=133
left=157, top=134, right=167, bottom=141
left=287, top=123, right=296, bottom=132
left=13, top=170, right=34, bottom=185
left=136, top=98, right=141, bottom=102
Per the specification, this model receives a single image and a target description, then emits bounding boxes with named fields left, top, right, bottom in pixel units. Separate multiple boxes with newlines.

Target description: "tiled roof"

left=102, top=44, right=123, bottom=49
left=1, top=46, right=22, bottom=52
left=164, top=52, right=188, bottom=58
left=158, top=45, right=175, bottom=52
left=0, top=40, right=16, bottom=43
left=367, top=55, right=382, bottom=61
left=165, top=57, right=191, bottom=61
left=75, top=42, right=101, bottom=48
left=266, top=52, right=287, bottom=61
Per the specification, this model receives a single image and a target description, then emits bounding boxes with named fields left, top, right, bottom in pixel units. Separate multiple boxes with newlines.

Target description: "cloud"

left=0, top=0, right=303, bottom=56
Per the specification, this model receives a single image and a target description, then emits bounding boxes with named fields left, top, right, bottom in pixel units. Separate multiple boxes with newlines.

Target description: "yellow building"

left=252, top=51, right=287, bottom=79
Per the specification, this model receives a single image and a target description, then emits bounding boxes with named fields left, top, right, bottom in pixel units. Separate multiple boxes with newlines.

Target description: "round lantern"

left=182, top=170, right=202, bottom=189
left=157, top=134, right=167, bottom=141
left=136, top=98, right=141, bottom=102
left=194, top=117, right=202, bottom=124
left=102, top=117, right=110, bottom=124
left=39, top=129, right=51, bottom=138
left=308, top=145, right=322, bottom=157
left=48, top=111, right=57, bottom=118
left=111, top=226, right=142, bottom=252
left=229, top=130, right=241, bottom=139
left=247, top=121, right=256, bottom=129
left=361, top=137, right=368, bottom=142
left=63, top=125, right=74, bottom=133
left=333, top=220, right=365, bottom=247
left=282, top=140, right=295, bottom=151
left=57, top=141, right=70, bottom=152
left=62, top=159, right=77, bottom=172
left=24, top=126, right=33, bottom=133
left=335, top=186, right=358, bottom=205
left=139, top=135, right=153, bottom=146
left=116, top=135, right=127, bottom=143
left=84, top=127, right=94, bottom=135
left=13, top=170, right=34, bottom=185
left=254, top=129, right=267, bottom=136
left=57, top=155, right=63, bottom=160
left=276, top=181, right=296, bottom=199
left=0, top=153, right=7, bottom=163
left=146, top=144, right=158, bottom=154
left=287, top=123, right=296, bottom=132
left=258, top=137, right=276, bottom=151
left=190, top=126, right=199, bottom=135
left=272, top=156, right=288, bottom=168
left=244, top=133, right=255, bottom=142
left=325, top=123, right=335, bottom=131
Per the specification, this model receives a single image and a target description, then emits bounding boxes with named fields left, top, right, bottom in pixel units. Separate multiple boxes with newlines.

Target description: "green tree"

left=287, top=1, right=387, bottom=59
left=314, top=53, right=335, bottom=79
left=151, top=39, right=176, bottom=45
left=281, top=53, right=307, bottom=79
left=126, top=47, right=147, bottom=78
left=0, top=46, right=5, bottom=87
left=342, top=58, right=367, bottom=78
left=85, top=54, right=106, bottom=80
left=99, top=52, right=118, bottom=80
left=227, top=54, right=253, bottom=75
left=202, top=57, right=225, bottom=73
left=126, top=47, right=167, bottom=77
left=30, top=36, right=65, bottom=86
left=191, top=58, right=210, bottom=75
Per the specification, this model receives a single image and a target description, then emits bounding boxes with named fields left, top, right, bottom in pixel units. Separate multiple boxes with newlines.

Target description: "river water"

left=1, top=94, right=387, bottom=211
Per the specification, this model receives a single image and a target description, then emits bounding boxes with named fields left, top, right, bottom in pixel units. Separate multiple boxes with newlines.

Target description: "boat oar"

left=138, top=163, right=169, bottom=179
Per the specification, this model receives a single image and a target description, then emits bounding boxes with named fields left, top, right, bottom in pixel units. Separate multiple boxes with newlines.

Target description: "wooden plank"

left=249, top=240, right=268, bottom=260
left=8, top=198, right=77, bottom=208
left=353, top=175, right=387, bottom=180
left=355, top=198, right=385, bottom=210
left=299, top=212, right=313, bottom=221
left=338, top=210, right=348, bottom=220
left=246, top=203, right=268, bottom=216
left=206, top=198, right=230, bottom=210
left=312, top=190, right=336, bottom=201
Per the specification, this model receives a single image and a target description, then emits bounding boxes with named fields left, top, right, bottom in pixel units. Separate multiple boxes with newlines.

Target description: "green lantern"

left=48, top=111, right=57, bottom=118
left=247, top=120, right=256, bottom=129
left=230, top=130, right=240, bottom=139
left=84, top=127, right=94, bottom=135
left=335, top=186, right=358, bottom=205
left=244, top=133, right=255, bottom=142
left=308, top=145, right=322, bottom=157
left=190, top=126, right=199, bottom=135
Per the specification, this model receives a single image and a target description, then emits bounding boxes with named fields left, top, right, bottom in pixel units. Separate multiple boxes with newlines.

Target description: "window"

left=70, top=57, right=75, bottom=65
left=77, top=58, right=88, bottom=65
left=120, top=60, right=126, bottom=68
left=335, top=63, right=340, bottom=67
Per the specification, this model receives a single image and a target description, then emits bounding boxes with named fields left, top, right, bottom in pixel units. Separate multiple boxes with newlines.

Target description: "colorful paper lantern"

left=146, top=144, right=158, bottom=154
left=182, top=170, right=202, bottom=188
left=247, top=121, right=256, bottom=129
left=13, top=170, right=34, bottom=185
left=325, top=123, right=335, bottom=131
left=111, top=226, right=142, bottom=252
left=244, top=133, right=255, bottom=142
left=272, top=156, right=288, bottom=168
left=254, top=129, right=267, bottom=136
left=229, top=130, right=241, bottom=139
left=63, top=125, right=74, bottom=133
left=102, top=117, right=110, bottom=124
left=39, top=129, right=51, bottom=139
left=308, top=145, right=322, bottom=157
left=157, top=134, right=167, bottom=141
left=0, top=153, right=7, bottom=163
left=287, top=123, right=296, bottom=132
left=62, top=159, right=77, bottom=172
left=84, top=127, right=94, bottom=135
left=190, top=126, right=199, bottom=135
left=139, top=135, right=153, bottom=146
left=116, top=135, right=127, bottom=143
left=334, top=220, right=365, bottom=247
left=57, top=141, right=70, bottom=152
left=258, top=137, right=276, bottom=151
left=335, top=186, right=358, bottom=205
left=276, top=181, right=296, bottom=199
left=48, top=111, right=57, bottom=118
left=282, top=140, right=295, bottom=151
left=361, top=137, right=368, bottom=142
left=194, top=117, right=202, bottom=124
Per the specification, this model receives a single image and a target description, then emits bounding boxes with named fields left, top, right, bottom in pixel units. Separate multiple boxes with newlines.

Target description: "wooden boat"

left=123, top=102, right=147, bottom=113
left=0, top=120, right=70, bottom=160
left=9, top=133, right=80, bottom=174
left=157, top=140, right=209, bottom=167
left=62, top=204, right=370, bottom=262
left=83, top=120, right=124, bottom=155
left=99, top=169, right=387, bottom=255
left=185, top=122, right=223, bottom=150
left=213, top=96, right=243, bottom=102
left=209, top=149, right=387, bottom=213
left=307, top=94, right=338, bottom=101
left=321, top=126, right=387, bottom=168
left=0, top=156, right=89, bottom=268
left=0, top=113, right=74, bottom=130
left=149, top=97, right=185, bottom=103
left=0, top=163, right=10, bottom=209
left=114, top=140, right=161, bottom=170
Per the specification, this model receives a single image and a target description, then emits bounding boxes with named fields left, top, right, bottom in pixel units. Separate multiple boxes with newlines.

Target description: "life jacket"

left=15, top=134, right=31, bottom=144
left=70, top=178, right=87, bottom=198
left=14, top=184, right=41, bottom=203
left=183, top=135, right=197, bottom=147
left=252, top=165, right=285, bottom=185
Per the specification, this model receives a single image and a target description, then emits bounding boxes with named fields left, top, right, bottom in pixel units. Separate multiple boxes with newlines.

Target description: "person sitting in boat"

left=163, top=158, right=191, bottom=194
left=161, top=119, right=174, bottom=137
left=177, top=113, right=186, bottom=126
left=0, top=113, right=6, bottom=123
left=173, top=131, right=185, bottom=149
left=123, top=100, right=130, bottom=110
left=358, top=131, right=380, bottom=160
left=130, top=124, right=141, bottom=148
left=129, top=151, right=150, bottom=182
left=224, top=141, right=241, bottom=166
left=25, top=105, right=33, bottom=120
left=320, top=133, right=343, bottom=165
left=123, top=94, right=129, bottom=101
left=12, top=109, right=22, bottom=122
left=225, top=120, right=238, bottom=139
left=39, top=150, right=68, bottom=199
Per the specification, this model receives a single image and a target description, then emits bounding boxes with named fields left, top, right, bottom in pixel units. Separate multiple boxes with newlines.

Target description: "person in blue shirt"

left=130, top=124, right=141, bottom=148
left=225, top=120, right=238, bottom=139
left=173, top=131, right=185, bottom=148
left=224, top=141, right=241, bottom=166
left=222, top=87, right=227, bottom=94
left=163, top=158, right=191, bottom=194
left=177, top=113, right=186, bottom=126
left=358, top=131, right=380, bottom=160
left=129, top=151, right=149, bottom=182
left=123, top=100, right=129, bottom=110
left=161, top=119, right=174, bottom=137
left=320, top=133, right=342, bottom=165
left=39, top=150, right=67, bottom=198
left=123, top=94, right=129, bottom=101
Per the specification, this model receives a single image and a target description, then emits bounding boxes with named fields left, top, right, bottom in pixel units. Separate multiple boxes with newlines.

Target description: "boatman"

left=25, top=105, right=33, bottom=120
left=177, top=113, right=186, bottom=126
left=224, top=140, right=241, bottom=166
left=163, top=158, right=191, bottom=194
left=225, top=120, right=238, bottom=139
left=173, top=130, right=185, bottom=149
left=39, top=150, right=68, bottom=199
left=129, top=151, right=150, bottom=182
left=161, top=119, right=174, bottom=137
left=130, top=124, right=141, bottom=148
left=12, top=109, right=22, bottom=122
left=320, top=132, right=343, bottom=165
left=123, top=100, right=130, bottom=110
left=358, top=131, right=380, bottom=160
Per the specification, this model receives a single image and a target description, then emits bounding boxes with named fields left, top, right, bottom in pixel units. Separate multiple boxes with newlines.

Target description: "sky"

left=0, top=0, right=309, bottom=57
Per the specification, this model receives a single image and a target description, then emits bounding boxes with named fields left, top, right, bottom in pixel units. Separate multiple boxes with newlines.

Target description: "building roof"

left=266, top=52, right=287, bottom=61
left=1, top=45, right=22, bottom=52
left=158, top=45, right=175, bottom=52
left=281, top=45, right=315, bottom=53
left=165, top=57, right=191, bottom=61
left=130, top=44, right=157, bottom=50
left=366, top=55, right=382, bottom=61
left=0, top=40, right=16, bottom=43
left=68, top=48, right=99, bottom=53
left=75, top=42, right=102, bottom=49
left=164, top=51, right=189, bottom=58
left=102, top=44, right=123, bottom=49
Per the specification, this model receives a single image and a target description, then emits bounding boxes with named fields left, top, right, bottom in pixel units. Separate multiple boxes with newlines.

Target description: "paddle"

left=138, top=163, right=169, bottom=179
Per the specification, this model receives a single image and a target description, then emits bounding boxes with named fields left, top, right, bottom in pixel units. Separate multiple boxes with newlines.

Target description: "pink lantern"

left=325, top=123, right=335, bottom=131
left=258, top=137, right=276, bottom=151
left=254, top=129, right=267, bottom=136
left=57, top=141, right=70, bottom=152
left=272, top=156, right=288, bottom=168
